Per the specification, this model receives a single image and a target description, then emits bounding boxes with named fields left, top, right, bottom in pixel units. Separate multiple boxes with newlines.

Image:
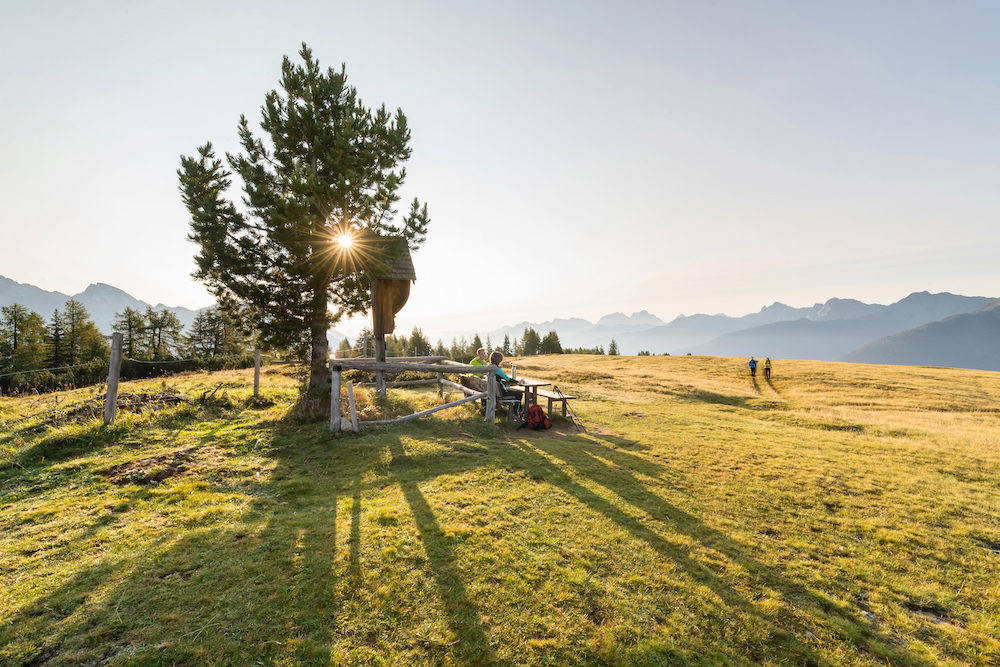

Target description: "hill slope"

left=841, top=297, right=1000, bottom=370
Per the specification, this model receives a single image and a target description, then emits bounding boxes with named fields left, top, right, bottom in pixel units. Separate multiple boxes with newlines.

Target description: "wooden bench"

left=458, top=375, right=521, bottom=423
left=508, top=385, right=576, bottom=418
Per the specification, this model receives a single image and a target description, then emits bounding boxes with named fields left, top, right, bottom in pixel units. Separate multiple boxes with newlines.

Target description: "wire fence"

left=0, top=351, right=259, bottom=397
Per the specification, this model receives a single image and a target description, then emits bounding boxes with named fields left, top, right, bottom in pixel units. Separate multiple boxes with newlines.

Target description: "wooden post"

left=330, top=362, right=341, bottom=432
left=375, top=335, right=386, bottom=398
left=486, top=371, right=497, bottom=422
left=363, top=332, right=370, bottom=358
left=253, top=350, right=261, bottom=398
left=104, top=332, right=123, bottom=426
left=437, top=372, right=443, bottom=397
left=347, top=381, right=359, bottom=432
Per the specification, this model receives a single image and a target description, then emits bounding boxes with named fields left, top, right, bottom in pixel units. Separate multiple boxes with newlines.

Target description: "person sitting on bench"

left=469, top=347, right=488, bottom=378
left=490, top=351, right=522, bottom=416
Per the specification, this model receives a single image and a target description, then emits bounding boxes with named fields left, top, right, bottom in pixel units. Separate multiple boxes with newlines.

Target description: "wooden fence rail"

left=328, top=359, right=499, bottom=432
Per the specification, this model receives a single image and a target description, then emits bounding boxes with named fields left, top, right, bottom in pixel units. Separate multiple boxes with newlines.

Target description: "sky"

left=2, top=0, right=998, bottom=342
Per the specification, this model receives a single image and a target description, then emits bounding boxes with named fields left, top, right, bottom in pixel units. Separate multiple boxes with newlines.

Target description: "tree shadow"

left=511, top=433, right=940, bottom=667
left=1, top=414, right=942, bottom=666
left=385, top=436, right=497, bottom=665
left=0, top=420, right=502, bottom=665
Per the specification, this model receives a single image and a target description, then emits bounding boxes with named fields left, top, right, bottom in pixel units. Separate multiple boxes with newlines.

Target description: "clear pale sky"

left=3, top=1, right=998, bottom=341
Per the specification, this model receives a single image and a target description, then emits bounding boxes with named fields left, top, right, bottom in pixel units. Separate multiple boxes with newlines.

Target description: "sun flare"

left=335, top=234, right=353, bottom=249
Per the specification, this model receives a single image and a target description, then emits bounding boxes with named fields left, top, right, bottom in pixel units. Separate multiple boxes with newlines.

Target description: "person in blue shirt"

left=748, top=357, right=758, bottom=377
left=490, top=350, right=522, bottom=415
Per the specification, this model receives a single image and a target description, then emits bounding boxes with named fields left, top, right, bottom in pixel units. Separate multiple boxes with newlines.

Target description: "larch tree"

left=47, top=309, right=66, bottom=368
left=62, top=300, right=108, bottom=365
left=178, top=43, right=429, bottom=396
left=113, top=307, right=146, bottom=359
left=0, top=304, right=48, bottom=372
left=144, top=306, right=184, bottom=360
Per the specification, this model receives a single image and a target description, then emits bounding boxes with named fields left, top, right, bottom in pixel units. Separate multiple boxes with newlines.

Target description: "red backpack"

left=526, top=404, right=551, bottom=430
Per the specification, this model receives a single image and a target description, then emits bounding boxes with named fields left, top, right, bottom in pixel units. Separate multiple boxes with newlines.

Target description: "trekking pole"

left=552, top=385, right=579, bottom=423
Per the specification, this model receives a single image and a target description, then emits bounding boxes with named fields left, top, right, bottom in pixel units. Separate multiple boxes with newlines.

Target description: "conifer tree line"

left=0, top=301, right=252, bottom=395
left=335, top=326, right=585, bottom=360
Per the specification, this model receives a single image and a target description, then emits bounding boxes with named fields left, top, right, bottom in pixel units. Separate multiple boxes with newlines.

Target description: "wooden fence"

left=329, top=358, right=502, bottom=432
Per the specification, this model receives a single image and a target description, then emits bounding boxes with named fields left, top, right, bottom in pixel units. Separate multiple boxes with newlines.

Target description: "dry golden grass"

left=2, top=355, right=999, bottom=666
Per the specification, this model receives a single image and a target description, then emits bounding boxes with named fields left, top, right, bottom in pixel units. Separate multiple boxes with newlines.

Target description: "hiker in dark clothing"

left=748, top=357, right=758, bottom=377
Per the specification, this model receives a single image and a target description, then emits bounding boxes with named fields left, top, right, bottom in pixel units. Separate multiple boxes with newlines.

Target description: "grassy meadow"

left=1, top=355, right=999, bottom=666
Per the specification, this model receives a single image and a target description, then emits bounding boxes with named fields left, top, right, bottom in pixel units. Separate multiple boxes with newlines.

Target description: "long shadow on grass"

left=386, top=436, right=497, bottom=665
left=0, top=417, right=503, bottom=665
left=513, top=434, right=939, bottom=667
left=0, top=412, right=942, bottom=666
left=0, top=418, right=355, bottom=665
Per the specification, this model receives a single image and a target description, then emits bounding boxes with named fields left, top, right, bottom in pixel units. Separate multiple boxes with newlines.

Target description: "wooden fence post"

left=330, top=362, right=341, bottom=432
left=375, top=336, right=386, bottom=398
left=486, top=371, right=497, bottom=422
left=104, top=332, right=123, bottom=426
left=254, top=350, right=261, bottom=398
left=347, top=381, right=359, bottom=432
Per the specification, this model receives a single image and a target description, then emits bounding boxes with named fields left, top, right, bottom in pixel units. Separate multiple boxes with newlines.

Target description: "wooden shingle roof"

left=372, top=237, right=416, bottom=281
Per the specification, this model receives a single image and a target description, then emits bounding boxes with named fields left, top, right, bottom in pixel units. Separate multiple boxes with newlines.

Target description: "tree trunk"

left=308, top=281, right=331, bottom=395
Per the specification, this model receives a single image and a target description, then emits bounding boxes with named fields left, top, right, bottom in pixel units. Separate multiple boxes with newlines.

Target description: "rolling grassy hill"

left=2, top=356, right=999, bottom=666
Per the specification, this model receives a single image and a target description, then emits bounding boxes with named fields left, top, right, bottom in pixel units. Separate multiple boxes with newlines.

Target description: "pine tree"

left=408, top=326, right=431, bottom=356
left=113, top=307, right=147, bottom=359
left=144, top=306, right=184, bottom=360
left=502, top=334, right=511, bottom=356
left=335, top=337, right=354, bottom=358
left=520, top=328, right=541, bottom=356
left=179, top=44, right=430, bottom=396
left=0, top=304, right=47, bottom=372
left=47, top=309, right=66, bottom=368
left=188, top=307, right=249, bottom=359
left=540, top=331, right=563, bottom=354
left=62, top=299, right=107, bottom=365
left=608, top=339, right=620, bottom=355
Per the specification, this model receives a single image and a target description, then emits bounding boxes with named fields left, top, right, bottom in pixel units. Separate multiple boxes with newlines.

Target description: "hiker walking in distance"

left=764, top=358, right=772, bottom=379
left=748, top=357, right=758, bottom=377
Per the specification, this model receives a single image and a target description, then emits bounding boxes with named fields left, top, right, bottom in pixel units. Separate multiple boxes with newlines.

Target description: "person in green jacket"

left=764, top=358, right=772, bottom=379
left=469, top=347, right=488, bottom=377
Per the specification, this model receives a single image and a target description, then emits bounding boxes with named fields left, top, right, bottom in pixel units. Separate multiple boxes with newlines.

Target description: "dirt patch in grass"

left=103, top=449, right=195, bottom=486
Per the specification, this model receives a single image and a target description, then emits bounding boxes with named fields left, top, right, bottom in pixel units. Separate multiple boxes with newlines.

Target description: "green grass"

left=2, top=356, right=999, bottom=666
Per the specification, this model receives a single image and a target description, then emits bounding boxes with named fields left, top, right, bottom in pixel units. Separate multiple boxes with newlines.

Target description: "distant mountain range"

left=492, top=292, right=998, bottom=371
left=842, top=298, right=1000, bottom=371
left=0, top=275, right=202, bottom=334
left=0, top=275, right=356, bottom=346
left=3, top=275, right=996, bottom=372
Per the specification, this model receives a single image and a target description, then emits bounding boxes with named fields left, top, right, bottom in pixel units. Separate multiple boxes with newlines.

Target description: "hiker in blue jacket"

left=748, top=357, right=758, bottom=377
left=490, top=351, right=523, bottom=416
